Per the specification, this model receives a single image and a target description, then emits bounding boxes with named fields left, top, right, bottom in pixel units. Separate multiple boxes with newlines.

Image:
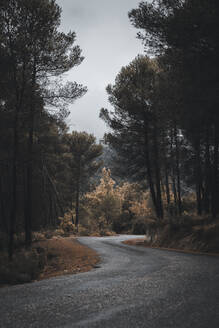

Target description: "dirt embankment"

left=123, top=238, right=219, bottom=256
left=124, top=220, right=219, bottom=256
left=36, top=237, right=100, bottom=280
left=0, top=237, right=99, bottom=287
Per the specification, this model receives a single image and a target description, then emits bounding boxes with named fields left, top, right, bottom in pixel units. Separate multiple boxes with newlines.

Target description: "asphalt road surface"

left=0, top=235, right=219, bottom=328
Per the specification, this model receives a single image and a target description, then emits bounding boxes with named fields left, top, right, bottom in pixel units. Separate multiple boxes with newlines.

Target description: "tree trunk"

left=9, top=109, right=19, bottom=260
left=163, top=135, right=171, bottom=210
left=0, top=175, right=7, bottom=233
left=25, top=66, right=37, bottom=248
left=7, top=30, right=27, bottom=259
left=165, top=165, right=171, bottom=208
left=212, top=124, right=219, bottom=218
left=170, top=129, right=178, bottom=216
left=153, top=120, right=163, bottom=219
left=144, top=122, right=158, bottom=217
left=203, top=126, right=211, bottom=214
left=75, top=182, right=79, bottom=230
left=71, top=198, right=75, bottom=224
left=75, top=157, right=81, bottom=230
left=194, top=138, right=203, bottom=216
left=174, top=125, right=182, bottom=215
left=44, top=165, right=64, bottom=217
left=25, top=111, right=34, bottom=247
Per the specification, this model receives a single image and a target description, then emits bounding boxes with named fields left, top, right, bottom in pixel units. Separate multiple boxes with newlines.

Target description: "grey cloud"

left=56, top=0, right=143, bottom=139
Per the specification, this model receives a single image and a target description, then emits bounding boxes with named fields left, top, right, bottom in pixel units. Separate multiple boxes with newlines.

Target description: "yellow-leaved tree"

left=130, top=191, right=157, bottom=238
left=85, top=168, right=121, bottom=233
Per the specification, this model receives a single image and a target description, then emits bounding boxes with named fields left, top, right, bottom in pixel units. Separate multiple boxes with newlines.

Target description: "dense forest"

left=101, top=0, right=219, bottom=219
left=101, top=0, right=219, bottom=241
left=0, top=0, right=103, bottom=259
left=0, top=0, right=219, bottom=265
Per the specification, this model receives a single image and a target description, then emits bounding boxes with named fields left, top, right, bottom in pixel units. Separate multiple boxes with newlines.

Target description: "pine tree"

left=65, top=131, right=102, bottom=229
left=0, top=0, right=87, bottom=257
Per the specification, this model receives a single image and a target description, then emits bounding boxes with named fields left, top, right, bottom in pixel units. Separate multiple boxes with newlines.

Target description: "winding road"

left=0, top=235, right=219, bottom=327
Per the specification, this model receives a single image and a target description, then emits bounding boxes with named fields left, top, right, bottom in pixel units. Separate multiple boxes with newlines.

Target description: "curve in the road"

left=0, top=235, right=219, bottom=328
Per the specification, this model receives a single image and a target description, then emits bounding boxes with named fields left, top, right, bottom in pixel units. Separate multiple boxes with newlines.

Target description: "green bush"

left=78, top=225, right=90, bottom=236
left=112, top=211, right=133, bottom=234
left=0, top=232, right=8, bottom=251
left=0, top=248, right=46, bottom=285
left=58, top=212, right=77, bottom=234
left=132, top=219, right=147, bottom=235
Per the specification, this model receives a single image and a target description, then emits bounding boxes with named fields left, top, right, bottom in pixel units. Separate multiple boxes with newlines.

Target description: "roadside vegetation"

left=100, top=1, right=219, bottom=253
left=0, top=233, right=99, bottom=286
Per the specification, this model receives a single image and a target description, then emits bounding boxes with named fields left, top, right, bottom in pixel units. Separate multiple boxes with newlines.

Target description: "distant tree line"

left=0, top=0, right=102, bottom=258
left=101, top=0, right=219, bottom=221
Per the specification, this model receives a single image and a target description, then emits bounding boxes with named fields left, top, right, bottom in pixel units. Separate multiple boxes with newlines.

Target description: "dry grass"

left=0, top=237, right=99, bottom=287
left=123, top=238, right=219, bottom=256
left=123, top=219, right=219, bottom=256
left=35, top=237, right=100, bottom=280
left=123, top=238, right=146, bottom=246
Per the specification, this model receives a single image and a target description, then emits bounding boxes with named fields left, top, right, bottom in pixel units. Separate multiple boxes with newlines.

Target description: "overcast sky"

left=56, top=0, right=143, bottom=140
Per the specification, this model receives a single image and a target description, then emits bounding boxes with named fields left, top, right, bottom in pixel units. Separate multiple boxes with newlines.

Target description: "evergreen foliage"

left=101, top=0, right=219, bottom=223
left=0, top=0, right=92, bottom=258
